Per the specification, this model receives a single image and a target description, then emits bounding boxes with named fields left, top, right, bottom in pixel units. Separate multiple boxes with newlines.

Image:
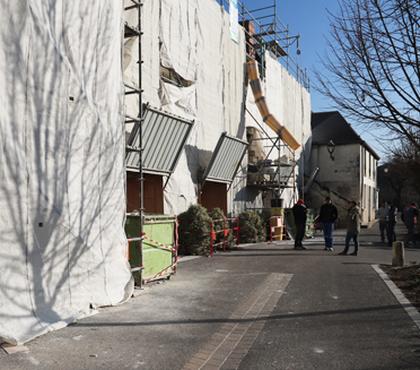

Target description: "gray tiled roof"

left=311, top=111, right=380, bottom=159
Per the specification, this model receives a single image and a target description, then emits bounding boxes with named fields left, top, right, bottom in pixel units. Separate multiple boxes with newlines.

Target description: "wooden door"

left=127, top=173, right=164, bottom=214
left=200, top=182, right=227, bottom=214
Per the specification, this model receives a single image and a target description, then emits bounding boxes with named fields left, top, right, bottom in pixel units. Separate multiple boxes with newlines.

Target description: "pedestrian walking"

left=319, top=197, right=338, bottom=251
left=386, top=205, right=397, bottom=247
left=377, top=202, right=389, bottom=242
left=292, top=199, right=307, bottom=250
left=338, top=201, right=361, bottom=256
left=402, top=203, right=418, bottom=246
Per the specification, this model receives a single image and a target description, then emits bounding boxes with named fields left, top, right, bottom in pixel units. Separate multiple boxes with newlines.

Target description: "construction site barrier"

left=126, top=215, right=178, bottom=283
left=268, top=215, right=285, bottom=243
left=126, top=236, right=144, bottom=273
left=209, top=217, right=240, bottom=257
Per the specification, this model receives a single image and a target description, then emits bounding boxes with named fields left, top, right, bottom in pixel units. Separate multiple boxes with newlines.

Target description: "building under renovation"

left=0, top=0, right=310, bottom=345
left=124, top=0, right=311, bottom=216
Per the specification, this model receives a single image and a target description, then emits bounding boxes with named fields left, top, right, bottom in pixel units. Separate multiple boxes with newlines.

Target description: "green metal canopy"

left=126, top=105, right=194, bottom=175
left=203, top=132, right=248, bottom=184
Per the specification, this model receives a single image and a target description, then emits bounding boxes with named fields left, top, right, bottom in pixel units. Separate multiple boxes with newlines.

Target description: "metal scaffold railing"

left=246, top=107, right=298, bottom=202
left=217, top=0, right=309, bottom=89
left=124, top=0, right=144, bottom=281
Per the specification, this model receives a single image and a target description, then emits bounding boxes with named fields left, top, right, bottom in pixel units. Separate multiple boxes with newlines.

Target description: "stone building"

left=307, top=111, right=380, bottom=226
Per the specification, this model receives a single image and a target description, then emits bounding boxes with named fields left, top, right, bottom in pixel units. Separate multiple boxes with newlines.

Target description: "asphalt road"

left=1, top=226, right=420, bottom=370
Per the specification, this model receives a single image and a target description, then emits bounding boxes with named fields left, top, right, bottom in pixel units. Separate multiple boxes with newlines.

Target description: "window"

left=373, top=160, right=376, bottom=181
left=363, top=149, right=367, bottom=177
left=373, top=188, right=377, bottom=208
left=160, top=65, right=194, bottom=88
left=364, top=185, right=368, bottom=208
left=374, top=158, right=376, bottom=180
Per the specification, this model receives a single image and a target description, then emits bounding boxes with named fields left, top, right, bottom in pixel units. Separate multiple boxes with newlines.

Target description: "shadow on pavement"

left=73, top=303, right=413, bottom=328
left=234, top=248, right=297, bottom=252
left=216, top=252, right=337, bottom=258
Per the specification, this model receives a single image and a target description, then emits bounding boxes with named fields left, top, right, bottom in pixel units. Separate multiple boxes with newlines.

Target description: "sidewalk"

left=1, top=226, right=420, bottom=369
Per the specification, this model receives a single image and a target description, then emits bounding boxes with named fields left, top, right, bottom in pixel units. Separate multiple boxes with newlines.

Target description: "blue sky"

left=242, top=0, right=386, bottom=158
left=244, top=0, right=339, bottom=110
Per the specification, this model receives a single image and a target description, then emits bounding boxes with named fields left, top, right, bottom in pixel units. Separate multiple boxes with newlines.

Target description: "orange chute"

left=247, top=60, right=300, bottom=151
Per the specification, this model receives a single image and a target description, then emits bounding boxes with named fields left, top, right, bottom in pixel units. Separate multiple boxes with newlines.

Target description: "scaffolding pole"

left=124, top=0, right=144, bottom=285
left=246, top=108, right=298, bottom=202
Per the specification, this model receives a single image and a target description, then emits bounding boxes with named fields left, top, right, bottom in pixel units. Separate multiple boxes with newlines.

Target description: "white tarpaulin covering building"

left=236, top=52, right=312, bottom=211
left=0, top=1, right=133, bottom=345
left=124, top=0, right=311, bottom=215
left=0, top=0, right=311, bottom=344
left=124, top=0, right=247, bottom=214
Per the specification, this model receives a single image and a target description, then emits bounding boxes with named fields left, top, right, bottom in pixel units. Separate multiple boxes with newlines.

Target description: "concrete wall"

left=308, top=144, right=360, bottom=225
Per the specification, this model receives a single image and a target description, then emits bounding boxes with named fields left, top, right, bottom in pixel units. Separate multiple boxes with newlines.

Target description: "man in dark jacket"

left=386, top=205, right=397, bottom=247
left=319, top=197, right=338, bottom=251
left=292, top=199, right=307, bottom=250
left=403, top=203, right=418, bottom=246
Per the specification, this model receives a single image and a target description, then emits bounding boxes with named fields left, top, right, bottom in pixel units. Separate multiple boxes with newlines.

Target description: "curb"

left=372, top=264, right=420, bottom=331
left=177, top=256, right=202, bottom=263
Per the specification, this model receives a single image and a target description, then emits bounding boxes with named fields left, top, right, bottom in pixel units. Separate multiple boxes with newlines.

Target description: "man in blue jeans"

left=319, top=197, right=338, bottom=251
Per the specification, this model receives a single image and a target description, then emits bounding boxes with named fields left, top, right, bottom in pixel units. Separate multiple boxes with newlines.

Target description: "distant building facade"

left=307, top=111, right=380, bottom=226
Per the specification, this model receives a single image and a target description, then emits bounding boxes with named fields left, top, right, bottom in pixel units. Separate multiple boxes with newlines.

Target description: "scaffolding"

left=122, top=0, right=306, bottom=242
left=218, top=0, right=309, bottom=89
left=238, top=0, right=303, bottom=206
left=124, top=0, right=144, bottom=282
left=246, top=108, right=297, bottom=205
left=240, top=2, right=309, bottom=89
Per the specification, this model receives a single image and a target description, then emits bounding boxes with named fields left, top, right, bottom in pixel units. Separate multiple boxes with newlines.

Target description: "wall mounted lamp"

left=327, top=140, right=335, bottom=161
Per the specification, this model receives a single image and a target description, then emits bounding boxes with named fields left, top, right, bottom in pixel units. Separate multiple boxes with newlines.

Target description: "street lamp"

left=327, top=140, right=335, bottom=161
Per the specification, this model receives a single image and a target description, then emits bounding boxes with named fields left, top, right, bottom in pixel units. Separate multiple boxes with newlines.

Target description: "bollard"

left=392, top=241, right=405, bottom=267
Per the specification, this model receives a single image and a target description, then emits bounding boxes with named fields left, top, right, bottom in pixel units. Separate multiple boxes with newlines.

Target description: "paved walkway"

left=1, top=226, right=420, bottom=369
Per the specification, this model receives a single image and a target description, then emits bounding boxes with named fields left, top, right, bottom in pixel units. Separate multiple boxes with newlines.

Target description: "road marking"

left=182, top=273, right=292, bottom=370
left=372, top=264, right=420, bottom=331
left=178, top=256, right=202, bottom=263
left=1, top=344, right=29, bottom=355
left=27, top=356, right=40, bottom=366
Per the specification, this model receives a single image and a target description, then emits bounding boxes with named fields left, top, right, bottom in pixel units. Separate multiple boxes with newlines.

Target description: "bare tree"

left=316, top=0, right=420, bottom=148
left=379, top=136, right=420, bottom=207
left=391, top=137, right=420, bottom=194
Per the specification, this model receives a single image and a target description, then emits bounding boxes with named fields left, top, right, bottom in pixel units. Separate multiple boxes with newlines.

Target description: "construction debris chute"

left=247, top=60, right=301, bottom=151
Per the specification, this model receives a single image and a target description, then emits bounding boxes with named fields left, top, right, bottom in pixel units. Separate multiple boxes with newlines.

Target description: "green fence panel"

left=125, top=215, right=176, bottom=282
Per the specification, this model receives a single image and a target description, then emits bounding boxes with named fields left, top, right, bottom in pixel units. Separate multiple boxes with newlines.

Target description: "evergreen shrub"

left=238, top=211, right=266, bottom=243
left=178, top=204, right=212, bottom=256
